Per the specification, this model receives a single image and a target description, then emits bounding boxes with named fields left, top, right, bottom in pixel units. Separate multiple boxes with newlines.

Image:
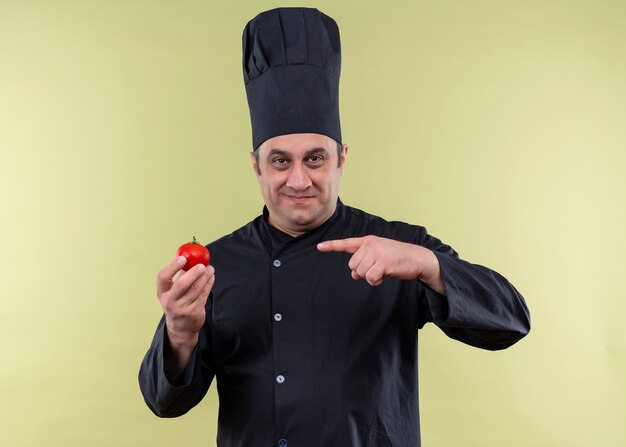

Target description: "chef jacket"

left=139, top=199, right=530, bottom=447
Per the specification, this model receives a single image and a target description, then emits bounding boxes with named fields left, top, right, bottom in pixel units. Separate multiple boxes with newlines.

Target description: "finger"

left=348, top=247, right=371, bottom=280
left=364, top=262, right=385, bottom=286
left=170, top=263, right=210, bottom=300
left=347, top=247, right=366, bottom=272
left=368, top=278, right=383, bottom=286
left=354, top=254, right=376, bottom=280
left=157, top=256, right=187, bottom=294
left=317, top=237, right=365, bottom=254
left=202, top=272, right=216, bottom=299
left=181, top=266, right=215, bottom=306
left=185, top=271, right=216, bottom=312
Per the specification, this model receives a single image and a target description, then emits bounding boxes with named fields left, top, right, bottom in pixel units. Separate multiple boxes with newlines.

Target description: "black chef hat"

left=242, top=7, right=342, bottom=150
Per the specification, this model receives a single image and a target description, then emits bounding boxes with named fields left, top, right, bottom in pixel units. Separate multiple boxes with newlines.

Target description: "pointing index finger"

left=317, top=237, right=364, bottom=254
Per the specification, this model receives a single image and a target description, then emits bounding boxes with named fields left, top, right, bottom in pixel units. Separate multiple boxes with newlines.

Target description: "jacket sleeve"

left=417, top=227, right=531, bottom=350
left=138, top=313, right=215, bottom=417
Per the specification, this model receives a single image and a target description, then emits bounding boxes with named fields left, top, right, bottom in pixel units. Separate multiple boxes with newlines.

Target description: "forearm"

left=139, top=316, right=214, bottom=417
left=427, top=251, right=530, bottom=350
left=163, top=326, right=199, bottom=385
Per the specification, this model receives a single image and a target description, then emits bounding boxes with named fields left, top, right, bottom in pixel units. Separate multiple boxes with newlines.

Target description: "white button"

left=276, top=375, right=285, bottom=384
left=274, top=313, right=282, bottom=322
left=273, top=259, right=281, bottom=267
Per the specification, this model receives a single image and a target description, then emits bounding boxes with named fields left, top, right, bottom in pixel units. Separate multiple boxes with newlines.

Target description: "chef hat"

left=242, top=7, right=342, bottom=150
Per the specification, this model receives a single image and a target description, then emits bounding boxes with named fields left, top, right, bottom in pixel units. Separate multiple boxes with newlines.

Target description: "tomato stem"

left=192, top=236, right=198, bottom=244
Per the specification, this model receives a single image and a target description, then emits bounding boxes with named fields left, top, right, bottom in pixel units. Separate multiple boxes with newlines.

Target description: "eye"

left=307, top=154, right=325, bottom=165
left=272, top=157, right=290, bottom=168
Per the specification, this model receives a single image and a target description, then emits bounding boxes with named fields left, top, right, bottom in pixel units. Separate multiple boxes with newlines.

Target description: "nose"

left=286, top=162, right=312, bottom=191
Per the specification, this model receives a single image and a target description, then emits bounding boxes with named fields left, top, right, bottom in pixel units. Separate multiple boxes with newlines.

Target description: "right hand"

left=156, top=256, right=216, bottom=347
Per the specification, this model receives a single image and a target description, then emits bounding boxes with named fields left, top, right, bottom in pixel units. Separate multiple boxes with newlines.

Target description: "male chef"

left=139, top=7, right=530, bottom=447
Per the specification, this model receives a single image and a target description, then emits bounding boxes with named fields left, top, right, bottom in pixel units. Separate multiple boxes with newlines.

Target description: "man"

left=139, top=7, right=530, bottom=447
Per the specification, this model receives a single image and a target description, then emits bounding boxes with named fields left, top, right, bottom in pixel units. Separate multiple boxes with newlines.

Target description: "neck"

left=267, top=216, right=308, bottom=238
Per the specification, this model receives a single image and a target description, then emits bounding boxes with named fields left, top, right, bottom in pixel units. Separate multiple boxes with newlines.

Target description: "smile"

left=284, top=195, right=314, bottom=203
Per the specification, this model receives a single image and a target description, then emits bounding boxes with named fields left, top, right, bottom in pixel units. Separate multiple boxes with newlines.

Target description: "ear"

left=250, top=151, right=261, bottom=176
left=339, top=144, right=348, bottom=172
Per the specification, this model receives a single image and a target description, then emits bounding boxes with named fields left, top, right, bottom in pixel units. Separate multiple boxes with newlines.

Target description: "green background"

left=1, top=0, right=625, bottom=445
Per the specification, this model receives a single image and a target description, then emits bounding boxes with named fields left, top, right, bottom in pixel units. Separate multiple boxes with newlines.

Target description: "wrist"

left=166, top=324, right=199, bottom=349
left=416, top=248, right=446, bottom=295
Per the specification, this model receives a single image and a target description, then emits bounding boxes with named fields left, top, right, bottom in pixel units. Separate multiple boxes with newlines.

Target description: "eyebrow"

left=266, top=148, right=329, bottom=159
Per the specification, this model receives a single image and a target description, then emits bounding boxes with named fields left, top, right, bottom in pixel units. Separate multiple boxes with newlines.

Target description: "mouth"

left=284, top=194, right=314, bottom=204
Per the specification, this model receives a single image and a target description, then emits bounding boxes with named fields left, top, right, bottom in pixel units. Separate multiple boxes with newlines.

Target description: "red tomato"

left=176, top=236, right=210, bottom=271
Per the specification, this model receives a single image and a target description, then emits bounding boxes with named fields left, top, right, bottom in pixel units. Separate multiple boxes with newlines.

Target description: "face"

left=252, top=133, right=348, bottom=237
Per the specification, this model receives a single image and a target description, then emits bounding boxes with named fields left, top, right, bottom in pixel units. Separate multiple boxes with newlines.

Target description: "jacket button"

left=278, top=439, right=288, bottom=447
left=276, top=375, right=285, bottom=384
left=273, top=259, right=282, bottom=267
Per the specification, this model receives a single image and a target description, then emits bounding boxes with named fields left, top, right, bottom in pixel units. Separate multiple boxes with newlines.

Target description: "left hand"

left=317, top=235, right=446, bottom=293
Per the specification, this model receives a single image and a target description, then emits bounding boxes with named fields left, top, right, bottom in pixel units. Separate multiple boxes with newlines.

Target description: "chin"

left=289, top=214, right=316, bottom=227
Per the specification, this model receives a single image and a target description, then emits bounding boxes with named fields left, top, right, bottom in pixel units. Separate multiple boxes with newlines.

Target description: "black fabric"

left=242, top=8, right=342, bottom=149
left=139, top=200, right=530, bottom=447
left=261, top=205, right=300, bottom=250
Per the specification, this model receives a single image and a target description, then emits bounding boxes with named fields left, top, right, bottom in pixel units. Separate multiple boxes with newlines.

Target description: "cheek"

left=262, top=173, right=286, bottom=195
left=319, top=171, right=340, bottom=190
